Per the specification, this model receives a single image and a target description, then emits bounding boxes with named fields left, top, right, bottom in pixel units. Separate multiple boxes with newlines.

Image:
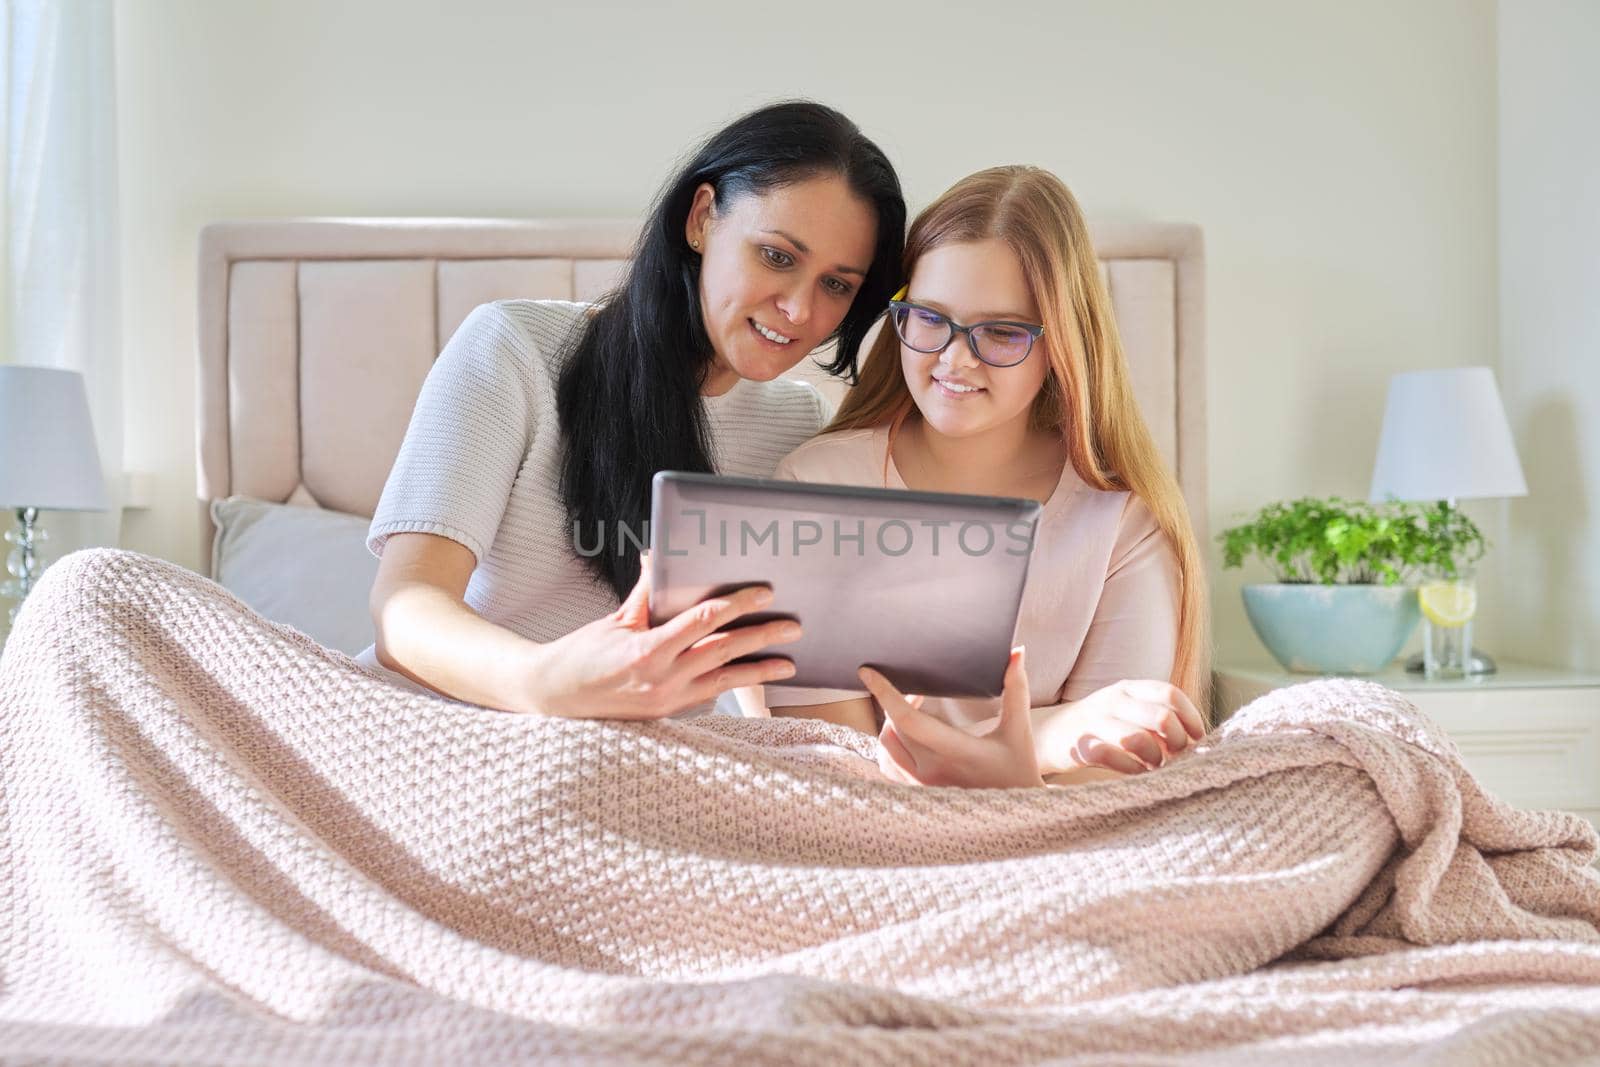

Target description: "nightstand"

left=1213, top=661, right=1600, bottom=836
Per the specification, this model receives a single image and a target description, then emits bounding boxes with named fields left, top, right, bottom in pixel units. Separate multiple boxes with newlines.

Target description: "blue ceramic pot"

left=1241, top=583, right=1420, bottom=674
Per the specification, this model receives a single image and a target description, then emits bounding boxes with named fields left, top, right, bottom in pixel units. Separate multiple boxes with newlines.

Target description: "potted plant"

left=1219, top=497, right=1486, bottom=674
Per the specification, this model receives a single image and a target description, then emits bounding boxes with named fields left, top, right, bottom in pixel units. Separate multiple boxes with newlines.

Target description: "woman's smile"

left=750, top=319, right=796, bottom=347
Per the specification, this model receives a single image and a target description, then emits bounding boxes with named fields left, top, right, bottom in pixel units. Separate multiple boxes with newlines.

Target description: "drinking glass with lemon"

left=1418, top=570, right=1478, bottom=678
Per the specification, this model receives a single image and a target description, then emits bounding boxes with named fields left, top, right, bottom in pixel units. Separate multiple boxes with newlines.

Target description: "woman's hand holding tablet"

left=528, top=553, right=803, bottom=718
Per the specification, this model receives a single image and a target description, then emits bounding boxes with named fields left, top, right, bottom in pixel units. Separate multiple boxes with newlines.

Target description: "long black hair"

left=557, top=101, right=906, bottom=600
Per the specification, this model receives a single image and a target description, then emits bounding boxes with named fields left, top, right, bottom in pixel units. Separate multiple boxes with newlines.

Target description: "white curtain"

left=1, top=0, right=122, bottom=555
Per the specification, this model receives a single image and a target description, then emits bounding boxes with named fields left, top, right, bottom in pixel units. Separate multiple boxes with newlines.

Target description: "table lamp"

left=1369, top=366, right=1527, bottom=675
left=0, top=366, right=109, bottom=623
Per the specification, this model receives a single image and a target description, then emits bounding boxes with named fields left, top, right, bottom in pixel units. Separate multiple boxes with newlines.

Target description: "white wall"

left=112, top=0, right=1500, bottom=665
left=1497, top=0, right=1600, bottom=671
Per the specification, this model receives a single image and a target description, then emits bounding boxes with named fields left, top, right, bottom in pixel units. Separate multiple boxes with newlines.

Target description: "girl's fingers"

left=1073, top=737, right=1147, bottom=776
left=878, top=722, right=922, bottom=783
left=1173, top=690, right=1207, bottom=740
left=1115, top=705, right=1188, bottom=753
left=860, top=667, right=967, bottom=751
left=998, top=647, right=1032, bottom=742
left=1114, top=680, right=1206, bottom=741
left=1162, top=712, right=1191, bottom=752
left=1117, top=729, right=1165, bottom=770
left=877, top=746, right=906, bottom=783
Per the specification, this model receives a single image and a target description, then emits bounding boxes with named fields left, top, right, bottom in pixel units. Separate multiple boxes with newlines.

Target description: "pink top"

left=760, top=426, right=1181, bottom=727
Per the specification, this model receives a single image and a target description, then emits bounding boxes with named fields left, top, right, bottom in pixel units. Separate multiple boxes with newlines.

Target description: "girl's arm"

left=1012, top=496, right=1202, bottom=774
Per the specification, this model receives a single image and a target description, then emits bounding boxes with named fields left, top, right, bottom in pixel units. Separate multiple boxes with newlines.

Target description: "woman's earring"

left=690, top=239, right=701, bottom=251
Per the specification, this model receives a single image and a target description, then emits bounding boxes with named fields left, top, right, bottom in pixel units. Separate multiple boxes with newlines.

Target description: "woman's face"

left=900, top=238, right=1052, bottom=441
left=686, top=174, right=878, bottom=392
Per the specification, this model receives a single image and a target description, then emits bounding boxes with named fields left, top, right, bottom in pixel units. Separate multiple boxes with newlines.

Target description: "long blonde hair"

left=829, top=166, right=1211, bottom=713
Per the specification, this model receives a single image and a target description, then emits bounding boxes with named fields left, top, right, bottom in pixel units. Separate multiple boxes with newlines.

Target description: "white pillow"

left=210, top=496, right=378, bottom=655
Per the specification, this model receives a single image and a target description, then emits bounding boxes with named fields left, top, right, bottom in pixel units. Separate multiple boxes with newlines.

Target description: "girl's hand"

left=862, top=647, right=1044, bottom=788
left=1052, top=680, right=1206, bottom=774
left=528, top=554, right=801, bottom=719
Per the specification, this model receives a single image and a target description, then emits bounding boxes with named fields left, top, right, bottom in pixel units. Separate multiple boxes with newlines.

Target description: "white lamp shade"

left=0, top=365, right=109, bottom=511
left=1369, top=366, right=1528, bottom=503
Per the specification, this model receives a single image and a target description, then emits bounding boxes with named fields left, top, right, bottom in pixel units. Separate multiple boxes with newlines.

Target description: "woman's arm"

left=370, top=532, right=545, bottom=711
left=371, top=533, right=803, bottom=718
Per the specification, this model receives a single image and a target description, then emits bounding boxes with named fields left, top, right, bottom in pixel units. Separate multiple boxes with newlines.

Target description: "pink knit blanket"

left=3, top=550, right=1599, bottom=1065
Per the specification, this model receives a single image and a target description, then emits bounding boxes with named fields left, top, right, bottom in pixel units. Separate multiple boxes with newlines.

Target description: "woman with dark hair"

left=360, top=102, right=906, bottom=720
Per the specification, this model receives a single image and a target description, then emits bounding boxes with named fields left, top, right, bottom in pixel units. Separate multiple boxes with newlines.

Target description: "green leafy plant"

left=1219, top=497, right=1486, bottom=586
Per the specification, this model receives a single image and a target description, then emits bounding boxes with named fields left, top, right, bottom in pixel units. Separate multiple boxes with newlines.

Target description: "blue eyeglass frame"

left=887, top=299, right=1045, bottom=368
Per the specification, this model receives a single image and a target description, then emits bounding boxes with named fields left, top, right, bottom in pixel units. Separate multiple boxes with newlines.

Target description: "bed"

left=194, top=216, right=1207, bottom=655
left=1, top=218, right=1595, bottom=1064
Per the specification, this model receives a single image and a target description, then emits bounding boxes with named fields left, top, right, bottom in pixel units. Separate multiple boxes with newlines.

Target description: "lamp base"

left=1404, top=648, right=1498, bottom=675
left=3, top=506, right=44, bottom=627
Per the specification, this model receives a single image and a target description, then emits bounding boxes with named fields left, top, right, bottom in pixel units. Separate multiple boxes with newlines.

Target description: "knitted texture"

left=2, top=549, right=1599, bottom=1065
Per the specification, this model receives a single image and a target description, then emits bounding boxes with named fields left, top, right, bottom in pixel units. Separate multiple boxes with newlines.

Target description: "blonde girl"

left=756, top=166, right=1209, bottom=788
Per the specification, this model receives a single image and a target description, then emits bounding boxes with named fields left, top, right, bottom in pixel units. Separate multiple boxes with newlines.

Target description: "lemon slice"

left=1419, top=581, right=1477, bottom=628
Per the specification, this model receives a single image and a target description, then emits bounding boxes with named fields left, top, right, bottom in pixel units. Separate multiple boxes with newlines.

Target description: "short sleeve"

left=1060, top=494, right=1182, bottom=702
left=771, top=450, right=802, bottom=482
left=367, top=303, right=541, bottom=563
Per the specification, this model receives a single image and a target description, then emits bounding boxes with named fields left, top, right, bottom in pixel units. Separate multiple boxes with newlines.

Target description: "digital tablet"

left=647, top=471, right=1042, bottom=698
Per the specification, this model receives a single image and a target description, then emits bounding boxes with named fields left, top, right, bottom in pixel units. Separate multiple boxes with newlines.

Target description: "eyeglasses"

left=887, top=300, right=1044, bottom=368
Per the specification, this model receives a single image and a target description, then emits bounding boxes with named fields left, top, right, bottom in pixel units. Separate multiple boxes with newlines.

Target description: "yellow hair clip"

left=890, top=284, right=908, bottom=302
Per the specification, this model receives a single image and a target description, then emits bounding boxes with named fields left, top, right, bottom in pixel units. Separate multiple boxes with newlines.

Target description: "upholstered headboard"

left=196, top=217, right=1205, bottom=574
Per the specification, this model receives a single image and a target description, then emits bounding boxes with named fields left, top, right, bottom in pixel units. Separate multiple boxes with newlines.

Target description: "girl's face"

left=900, top=239, right=1051, bottom=441
left=686, top=175, right=878, bottom=391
